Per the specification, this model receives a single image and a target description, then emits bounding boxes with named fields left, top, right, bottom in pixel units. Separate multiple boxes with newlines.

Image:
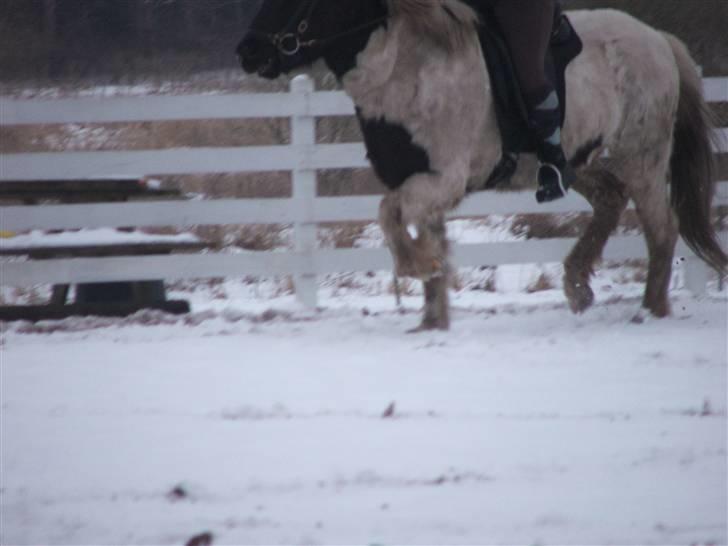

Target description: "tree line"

left=0, top=0, right=262, bottom=82
left=0, top=0, right=725, bottom=84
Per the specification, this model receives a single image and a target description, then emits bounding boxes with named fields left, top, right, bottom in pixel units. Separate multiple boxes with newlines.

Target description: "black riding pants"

left=466, top=0, right=556, bottom=106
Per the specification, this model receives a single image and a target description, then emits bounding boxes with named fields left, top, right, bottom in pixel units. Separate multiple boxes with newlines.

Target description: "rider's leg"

left=492, top=0, right=575, bottom=202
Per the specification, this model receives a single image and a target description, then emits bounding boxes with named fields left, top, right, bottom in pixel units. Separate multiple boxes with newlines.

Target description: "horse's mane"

left=387, top=0, right=479, bottom=52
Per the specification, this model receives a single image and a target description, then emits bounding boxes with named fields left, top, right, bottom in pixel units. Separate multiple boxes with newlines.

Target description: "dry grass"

left=0, top=118, right=288, bottom=154
left=511, top=213, right=591, bottom=239
left=527, top=273, right=555, bottom=293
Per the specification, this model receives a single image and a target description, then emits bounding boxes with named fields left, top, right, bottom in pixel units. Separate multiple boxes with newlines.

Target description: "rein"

left=249, top=0, right=388, bottom=57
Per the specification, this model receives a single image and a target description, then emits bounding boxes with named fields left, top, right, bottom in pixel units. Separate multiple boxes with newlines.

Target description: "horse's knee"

left=406, top=220, right=449, bottom=280
left=378, top=193, right=403, bottom=235
left=398, top=172, right=466, bottom=226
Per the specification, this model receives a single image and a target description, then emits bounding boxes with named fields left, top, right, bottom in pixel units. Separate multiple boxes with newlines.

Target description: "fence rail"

left=1, top=75, right=726, bottom=306
left=2, top=77, right=727, bottom=125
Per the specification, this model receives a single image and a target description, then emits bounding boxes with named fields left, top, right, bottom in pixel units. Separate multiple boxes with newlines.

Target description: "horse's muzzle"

left=236, top=37, right=281, bottom=79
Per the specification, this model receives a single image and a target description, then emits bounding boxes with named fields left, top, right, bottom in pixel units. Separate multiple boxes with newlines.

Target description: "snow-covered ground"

left=1, top=284, right=726, bottom=545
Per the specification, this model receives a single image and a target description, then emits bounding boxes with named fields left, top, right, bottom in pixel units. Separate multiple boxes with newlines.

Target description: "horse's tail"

left=665, top=33, right=727, bottom=275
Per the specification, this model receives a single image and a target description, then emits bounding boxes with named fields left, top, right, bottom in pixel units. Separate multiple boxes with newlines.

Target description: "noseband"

left=249, top=0, right=388, bottom=58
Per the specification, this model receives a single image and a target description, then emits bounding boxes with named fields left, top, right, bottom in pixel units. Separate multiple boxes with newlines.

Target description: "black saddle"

left=477, top=5, right=583, bottom=190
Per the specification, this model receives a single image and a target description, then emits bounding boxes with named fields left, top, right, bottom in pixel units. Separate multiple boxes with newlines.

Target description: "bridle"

left=248, top=0, right=388, bottom=57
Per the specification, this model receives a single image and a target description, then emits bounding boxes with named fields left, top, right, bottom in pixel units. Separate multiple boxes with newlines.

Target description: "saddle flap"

left=479, top=8, right=583, bottom=165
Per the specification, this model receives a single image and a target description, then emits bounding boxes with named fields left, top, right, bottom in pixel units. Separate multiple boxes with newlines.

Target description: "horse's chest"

left=357, top=110, right=432, bottom=190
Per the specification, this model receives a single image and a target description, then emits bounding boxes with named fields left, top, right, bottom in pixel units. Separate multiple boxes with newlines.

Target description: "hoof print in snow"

left=186, top=531, right=213, bottom=546
left=167, top=484, right=189, bottom=502
left=630, top=313, right=645, bottom=325
left=381, top=402, right=396, bottom=419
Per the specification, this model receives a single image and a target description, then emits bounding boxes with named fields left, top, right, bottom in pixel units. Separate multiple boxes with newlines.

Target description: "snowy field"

left=1, top=284, right=726, bottom=545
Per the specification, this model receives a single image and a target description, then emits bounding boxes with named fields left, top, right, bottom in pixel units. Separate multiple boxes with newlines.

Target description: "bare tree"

left=135, top=0, right=155, bottom=58
left=43, top=0, right=59, bottom=77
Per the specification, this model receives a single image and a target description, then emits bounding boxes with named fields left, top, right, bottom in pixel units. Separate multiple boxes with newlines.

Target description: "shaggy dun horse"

left=238, top=0, right=727, bottom=331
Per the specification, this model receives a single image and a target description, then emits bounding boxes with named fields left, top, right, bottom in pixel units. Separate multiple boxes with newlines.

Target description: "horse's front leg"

left=410, top=216, right=451, bottom=332
left=379, top=172, right=466, bottom=332
left=379, top=171, right=465, bottom=278
left=379, top=193, right=446, bottom=280
left=379, top=202, right=454, bottom=332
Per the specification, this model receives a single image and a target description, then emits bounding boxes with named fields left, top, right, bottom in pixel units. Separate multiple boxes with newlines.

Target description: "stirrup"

left=536, top=162, right=571, bottom=203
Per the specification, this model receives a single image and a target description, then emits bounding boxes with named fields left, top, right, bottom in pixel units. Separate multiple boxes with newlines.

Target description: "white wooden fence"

left=1, top=75, right=727, bottom=307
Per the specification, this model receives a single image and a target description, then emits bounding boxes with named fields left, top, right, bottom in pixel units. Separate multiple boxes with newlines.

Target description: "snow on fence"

left=1, top=75, right=727, bottom=307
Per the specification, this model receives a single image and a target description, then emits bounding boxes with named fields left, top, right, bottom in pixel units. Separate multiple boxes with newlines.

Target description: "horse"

left=237, top=0, right=726, bottom=331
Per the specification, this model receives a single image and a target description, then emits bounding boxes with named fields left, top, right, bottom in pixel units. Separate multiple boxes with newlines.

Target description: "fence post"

left=291, top=75, right=318, bottom=308
left=684, top=256, right=711, bottom=296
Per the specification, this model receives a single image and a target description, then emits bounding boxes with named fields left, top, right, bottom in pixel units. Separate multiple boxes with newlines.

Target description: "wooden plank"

left=0, top=146, right=296, bottom=180
left=1, top=229, right=719, bottom=288
left=1, top=77, right=722, bottom=127
left=0, top=252, right=302, bottom=286
left=0, top=93, right=302, bottom=125
left=0, top=143, right=369, bottom=181
left=704, top=77, right=728, bottom=103
left=715, top=180, right=728, bottom=203
left=1, top=192, right=587, bottom=232
left=0, top=300, right=190, bottom=322
left=0, top=198, right=297, bottom=231
left=0, top=236, right=657, bottom=287
left=291, top=76, right=319, bottom=308
left=2, top=130, right=722, bottom=181
left=3, top=182, right=726, bottom=232
left=716, top=128, right=728, bottom=152
left=0, top=90, right=355, bottom=126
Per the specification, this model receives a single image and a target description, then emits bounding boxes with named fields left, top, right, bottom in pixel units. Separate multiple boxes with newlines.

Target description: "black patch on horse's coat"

left=357, top=110, right=433, bottom=190
left=323, top=3, right=389, bottom=79
left=569, top=136, right=603, bottom=168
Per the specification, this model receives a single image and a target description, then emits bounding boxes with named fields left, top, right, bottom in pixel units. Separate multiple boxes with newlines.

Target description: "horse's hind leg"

left=624, top=160, right=679, bottom=317
left=564, top=168, right=629, bottom=313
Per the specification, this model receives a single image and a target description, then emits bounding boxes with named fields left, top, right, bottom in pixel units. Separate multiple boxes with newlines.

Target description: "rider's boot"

left=528, top=90, right=575, bottom=203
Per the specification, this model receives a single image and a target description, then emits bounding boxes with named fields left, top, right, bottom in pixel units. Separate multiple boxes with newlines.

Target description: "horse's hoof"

left=407, top=319, right=449, bottom=333
left=564, top=280, right=594, bottom=314
left=630, top=310, right=647, bottom=324
left=631, top=303, right=670, bottom=324
left=645, top=301, right=671, bottom=318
